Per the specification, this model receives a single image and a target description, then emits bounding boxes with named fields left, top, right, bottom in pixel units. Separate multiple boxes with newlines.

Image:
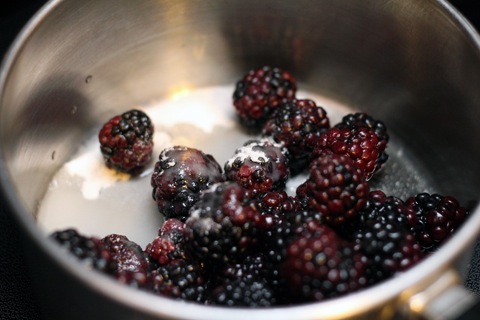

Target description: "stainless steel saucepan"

left=1, top=0, right=480, bottom=319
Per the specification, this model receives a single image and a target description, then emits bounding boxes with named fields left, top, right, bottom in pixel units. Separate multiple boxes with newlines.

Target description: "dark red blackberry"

left=210, top=253, right=279, bottom=307
left=352, top=191, right=423, bottom=285
left=224, top=138, right=290, bottom=197
left=98, top=109, right=154, bottom=174
left=404, top=193, right=468, bottom=252
left=314, top=123, right=387, bottom=180
left=183, top=182, right=262, bottom=266
left=282, top=224, right=367, bottom=302
left=262, top=99, right=330, bottom=173
left=50, top=228, right=113, bottom=273
left=102, top=234, right=151, bottom=288
left=151, top=146, right=224, bottom=221
left=145, top=219, right=187, bottom=266
left=151, top=259, right=208, bottom=303
left=336, top=112, right=389, bottom=152
left=233, top=66, right=297, bottom=130
left=296, top=150, right=369, bottom=226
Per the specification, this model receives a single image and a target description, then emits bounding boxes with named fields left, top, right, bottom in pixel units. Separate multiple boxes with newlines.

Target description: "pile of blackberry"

left=51, top=66, right=472, bottom=307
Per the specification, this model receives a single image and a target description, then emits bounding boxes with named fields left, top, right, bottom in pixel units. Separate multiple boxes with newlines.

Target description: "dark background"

left=1, top=1, right=479, bottom=319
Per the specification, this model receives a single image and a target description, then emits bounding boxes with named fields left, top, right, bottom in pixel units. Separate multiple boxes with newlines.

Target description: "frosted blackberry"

left=102, top=234, right=151, bottom=288
left=233, top=66, right=297, bottom=130
left=224, top=138, right=290, bottom=197
left=98, top=109, right=154, bottom=174
left=145, top=219, right=187, bottom=266
left=296, top=150, right=369, bottom=226
left=151, top=259, right=208, bottom=303
left=282, top=224, right=367, bottom=302
left=314, top=124, right=387, bottom=180
left=262, top=99, right=330, bottom=173
left=404, top=193, right=468, bottom=252
left=151, top=146, right=224, bottom=221
left=50, top=229, right=113, bottom=273
left=183, top=182, right=261, bottom=266
left=158, top=218, right=185, bottom=242
left=352, top=191, right=423, bottom=285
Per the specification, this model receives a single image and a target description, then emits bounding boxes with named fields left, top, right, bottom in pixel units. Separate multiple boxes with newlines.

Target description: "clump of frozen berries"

left=50, top=229, right=114, bottom=273
left=404, top=193, right=469, bottom=252
left=314, top=122, right=387, bottom=180
left=98, top=109, right=154, bottom=174
left=262, top=99, right=330, bottom=173
left=102, top=234, right=151, bottom=288
left=352, top=191, right=423, bottom=285
left=224, top=138, right=290, bottom=197
left=233, top=66, right=297, bottom=130
left=282, top=223, right=367, bottom=302
left=296, top=150, right=369, bottom=226
left=151, top=146, right=224, bottom=221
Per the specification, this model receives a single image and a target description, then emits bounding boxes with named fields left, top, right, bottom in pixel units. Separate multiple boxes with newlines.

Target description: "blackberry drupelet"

left=282, top=223, right=367, bottom=302
left=233, top=66, right=297, bottom=130
left=314, top=123, right=387, bottom=180
left=352, top=191, right=423, bottom=285
left=102, top=234, right=151, bottom=288
left=151, top=259, right=208, bottom=303
left=151, top=146, right=224, bottom=221
left=404, top=193, right=468, bottom=252
left=183, top=182, right=261, bottom=266
left=224, top=138, right=290, bottom=197
left=50, top=228, right=113, bottom=273
left=296, top=150, right=369, bottom=226
left=262, top=99, right=330, bottom=174
left=98, top=109, right=154, bottom=174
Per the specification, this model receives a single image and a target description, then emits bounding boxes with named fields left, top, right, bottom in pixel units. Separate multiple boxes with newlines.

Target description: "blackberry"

left=404, top=193, right=468, bottom=252
left=183, top=182, right=261, bottom=266
left=224, top=138, right=290, bottom=197
left=256, top=191, right=303, bottom=263
left=282, top=224, right=367, bottom=302
left=296, top=150, right=369, bottom=226
left=262, top=99, right=330, bottom=173
left=233, top=66, right=297, bottom=130
left=102, top=234, right=151, bottom=288
left=210, top=253, right=279, bottom=307
left=98, top=109, right=154, bottom=174
left=336, top=112, right=389, bottom=152
left=146, top=219, right=187, bottom=266
left=151, top=259, right=208, bottom=303
left=50, top=228, right=113, bottom=273
left=314, top=124, right=387, bottom=180
left=351, top=191, right=423, bottom=285
left=211, top=276, right=276, bottom=307
left=151, top=146, right=224, bottom=221
left=158, top=218, right=185, bottom=242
